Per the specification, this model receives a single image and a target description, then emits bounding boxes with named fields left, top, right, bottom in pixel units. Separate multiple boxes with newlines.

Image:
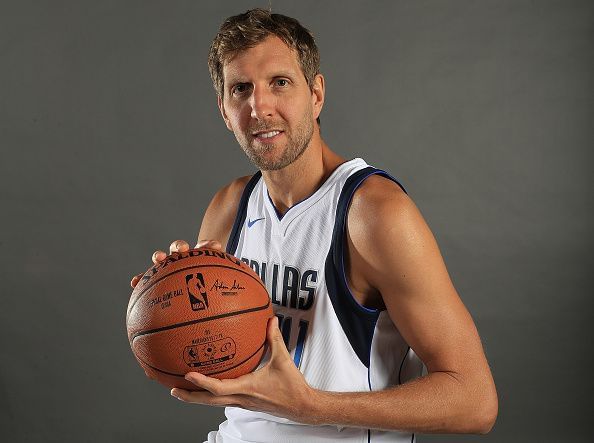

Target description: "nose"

left=249, top=86, right=274, bottom=120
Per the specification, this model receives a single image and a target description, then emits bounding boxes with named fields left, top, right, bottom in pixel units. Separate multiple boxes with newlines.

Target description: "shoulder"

left=211, top=174, right=254, bottom=207
left=198, top=174, right=255, bottom=246
left=346, top=173, right=438, bottom=286
left=348, top=173, right=417, bottom=237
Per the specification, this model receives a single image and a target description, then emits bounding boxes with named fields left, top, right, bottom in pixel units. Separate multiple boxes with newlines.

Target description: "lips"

left=256, top=130, right=280, bottom=138
left=252, top=129, right=284, bottom=141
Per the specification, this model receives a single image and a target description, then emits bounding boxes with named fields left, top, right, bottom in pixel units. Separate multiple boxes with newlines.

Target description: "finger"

left=184, top=372, right=247, bottom=396
left=196, top=240, right=223, bottom=250
left=170, top=388, right=241, bottom=407
left=152, top=250, right=166, bottom=264
left=130, top=272, right=144, bottom=288
left=170, top=240, right=190, bottom=254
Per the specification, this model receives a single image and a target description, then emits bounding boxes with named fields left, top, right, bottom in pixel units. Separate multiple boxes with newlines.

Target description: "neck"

left=262, top=133, right=345, bottom=217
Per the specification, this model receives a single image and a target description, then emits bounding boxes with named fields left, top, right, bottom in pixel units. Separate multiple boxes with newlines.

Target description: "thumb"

left=196, top=240, right=223, bottom=250
left=268, top=316, right=290, bottom=358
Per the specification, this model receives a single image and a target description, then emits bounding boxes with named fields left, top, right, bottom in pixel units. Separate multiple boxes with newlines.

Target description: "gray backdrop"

left=1, top=0, right=592, bottom=442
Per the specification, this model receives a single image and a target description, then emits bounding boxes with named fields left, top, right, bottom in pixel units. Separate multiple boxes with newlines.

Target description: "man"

left=131, top=8, right=498, bottom=442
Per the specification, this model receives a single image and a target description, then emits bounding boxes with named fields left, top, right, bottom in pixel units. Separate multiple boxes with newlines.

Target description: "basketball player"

left=131, top=9, right=498, bottom=442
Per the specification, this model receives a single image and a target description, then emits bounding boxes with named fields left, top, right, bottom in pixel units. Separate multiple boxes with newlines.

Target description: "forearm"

left=306, top=371, right=497, bottom=434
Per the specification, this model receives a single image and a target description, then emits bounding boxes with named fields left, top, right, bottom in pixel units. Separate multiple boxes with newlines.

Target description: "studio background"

left=1, top=0, right=592, bottom=442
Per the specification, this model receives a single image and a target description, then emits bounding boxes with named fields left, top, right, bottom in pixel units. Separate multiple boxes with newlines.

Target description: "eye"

left=232, top=83, right=250, bottom=95
left=275, top=78, right=289, bottom=87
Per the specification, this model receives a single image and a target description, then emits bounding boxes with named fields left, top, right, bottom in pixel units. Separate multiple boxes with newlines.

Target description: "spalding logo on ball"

left=126, top=248, right=273, bottom=390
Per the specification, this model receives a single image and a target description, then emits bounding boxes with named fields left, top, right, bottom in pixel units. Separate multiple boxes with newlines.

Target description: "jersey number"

left=275, top=314, right=309, bottom=368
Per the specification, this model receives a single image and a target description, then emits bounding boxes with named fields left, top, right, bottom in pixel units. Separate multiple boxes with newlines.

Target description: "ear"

left=218, top=95, right=233, bottom=131
left=311, top=74, right=325, bottom=120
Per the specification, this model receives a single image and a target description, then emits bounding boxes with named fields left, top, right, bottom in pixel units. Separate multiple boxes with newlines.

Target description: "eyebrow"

left=225, top=70, right=298, bottom=87
left=270, top=71, right=297, bottom=79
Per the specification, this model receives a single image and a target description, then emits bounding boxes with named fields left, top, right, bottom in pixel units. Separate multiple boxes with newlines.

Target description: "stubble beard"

left=236, top=114, right=314, bottom=171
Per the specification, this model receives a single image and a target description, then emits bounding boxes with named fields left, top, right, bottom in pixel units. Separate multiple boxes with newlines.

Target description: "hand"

left=170, top=317, right=319, bottom=425
left=129, top=239, right=223, bottom=288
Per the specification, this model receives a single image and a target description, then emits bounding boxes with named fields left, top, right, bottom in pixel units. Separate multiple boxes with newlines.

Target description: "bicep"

left=358, top=194, right=487, bottom=375
left=382, top=243, right=482, bottom=375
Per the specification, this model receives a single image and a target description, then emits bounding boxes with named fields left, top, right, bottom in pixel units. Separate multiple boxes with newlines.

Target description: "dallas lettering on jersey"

left=240, top=258, right=318, bottom=310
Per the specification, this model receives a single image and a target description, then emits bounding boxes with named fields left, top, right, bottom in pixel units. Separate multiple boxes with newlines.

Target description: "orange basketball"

left=126, top=248, right=272, bottom=390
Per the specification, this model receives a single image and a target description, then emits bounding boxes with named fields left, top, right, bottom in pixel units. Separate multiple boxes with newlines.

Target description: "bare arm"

left=197, top=175, right=252, bottom=247
left=310, top=176, right=498, bottom=433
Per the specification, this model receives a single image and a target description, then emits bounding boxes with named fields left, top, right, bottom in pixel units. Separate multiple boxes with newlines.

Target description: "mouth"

left=252, top=130, right=284, bottom=142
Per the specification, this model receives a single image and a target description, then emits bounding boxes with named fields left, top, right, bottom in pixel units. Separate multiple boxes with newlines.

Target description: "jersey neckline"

left=262, top=158, right=367, bottom=226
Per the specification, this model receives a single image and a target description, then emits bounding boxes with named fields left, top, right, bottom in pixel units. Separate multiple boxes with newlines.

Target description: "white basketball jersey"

left=206, top=158, right=424, bottom=443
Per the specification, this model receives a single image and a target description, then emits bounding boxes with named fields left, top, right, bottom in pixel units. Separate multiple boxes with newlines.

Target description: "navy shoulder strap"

left=226, top=171, right=262, bottom=255
left=324, top=166, right=406, bottom=367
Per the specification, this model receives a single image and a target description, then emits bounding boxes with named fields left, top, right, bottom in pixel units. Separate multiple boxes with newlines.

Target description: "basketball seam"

left=127, top=263, right=266, bottom=318
left=139, top=339, right=266, bottom=378
left=130, top=299, right=271, bottom=340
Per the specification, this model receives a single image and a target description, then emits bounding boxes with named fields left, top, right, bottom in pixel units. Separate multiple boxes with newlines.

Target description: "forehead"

left=223, top=35, right=302, bottom=83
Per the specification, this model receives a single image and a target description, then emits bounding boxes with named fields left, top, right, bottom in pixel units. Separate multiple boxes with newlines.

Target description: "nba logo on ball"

left=186, top=273, right=208, bottom=311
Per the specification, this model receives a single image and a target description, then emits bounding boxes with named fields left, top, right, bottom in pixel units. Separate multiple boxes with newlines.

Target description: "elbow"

left=473, top=384, right=499, bottom=434
left=456, top=393, right=498, bottom=434
left=452, top=371, right=499, bottom=434
left=475, top=403, right=498, bottom=434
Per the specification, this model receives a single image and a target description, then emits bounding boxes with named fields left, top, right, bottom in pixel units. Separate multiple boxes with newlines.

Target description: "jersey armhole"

left=226, top=171, right=262, bottom=255
left=324, top=167, right=407, bottom=367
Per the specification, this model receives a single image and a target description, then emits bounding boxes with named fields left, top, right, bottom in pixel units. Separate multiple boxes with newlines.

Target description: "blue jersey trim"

left=325, top=166, right=407, bottom=368
left=293, top=319, right=308, bottom=368
left=226, top=171, right=262, bottom=255
left=398, top=346, right=411, bottom=385
left=266, top=190, right=312, bottom=221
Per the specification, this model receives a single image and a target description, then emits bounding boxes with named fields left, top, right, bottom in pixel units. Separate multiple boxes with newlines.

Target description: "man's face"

left=218, top=36, right=322, bottom=171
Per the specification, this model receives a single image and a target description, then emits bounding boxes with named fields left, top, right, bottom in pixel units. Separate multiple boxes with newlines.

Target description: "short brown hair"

left=208, top=8, right=320, bottom=98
